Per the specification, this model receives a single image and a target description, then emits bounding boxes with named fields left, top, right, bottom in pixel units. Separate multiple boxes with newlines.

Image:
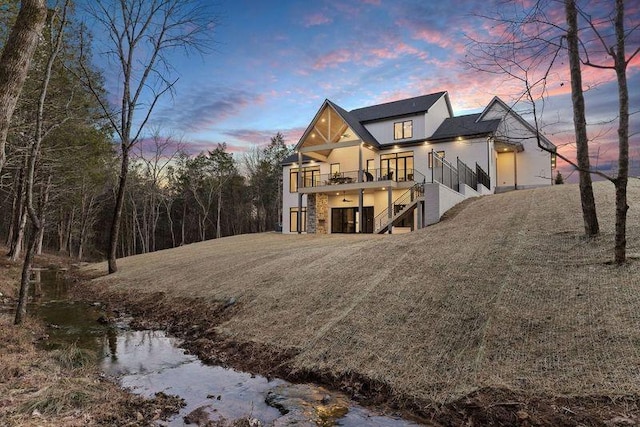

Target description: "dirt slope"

left=86, top=180, right=640, bottom=405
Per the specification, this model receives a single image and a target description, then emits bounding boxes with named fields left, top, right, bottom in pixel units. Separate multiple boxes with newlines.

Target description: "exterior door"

left=497, top=151, right=516, bottom=188
left=332, top=207, right=374, bottom=233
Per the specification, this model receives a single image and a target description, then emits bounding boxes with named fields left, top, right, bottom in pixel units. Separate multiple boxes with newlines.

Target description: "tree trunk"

left=565, top=0, right=599, bottom=236
left=15, top=1, right=66, bottom=324
left=14, top=229, right=37, bottom=324
left=35, top=174, right=52, bottom=255
left=6, top=168, right=21, bottom=246
left=181, top=202, right=186, bottom=246
left=108, top=147, right=129, bottom=273
left=613, top=0, right=629, bottom=264
left=216, top=190, right=222, bottom=239
left=0, top=0, right=47, bottom=176
left=9, top=209, right=27, bottom=262
left=66, top=209, right=74, bottom=257
left=78, top=193, right=95, bottom=261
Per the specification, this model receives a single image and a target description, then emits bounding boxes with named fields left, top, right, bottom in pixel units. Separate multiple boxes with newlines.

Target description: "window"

left=551, top=153, right=557, bottom=169
left=366, top=159, right=374, bottom=172
left=428, top=150, right=446, bottom=168
left=380, top=151, right=414, bottom=181
left=290, top=207, right=307, bottom=232
left=289, top=167, right=320, bottom=192
left=394, top=120, right=413, bottom=140
left=290, top=170, right=298, bottom=192
left=330, top=163, right=340, bottom=176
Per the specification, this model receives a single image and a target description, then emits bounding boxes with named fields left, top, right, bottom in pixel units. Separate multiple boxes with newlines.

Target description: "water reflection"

left=29, top=270, right=115, bottom=355
left=102, top=330, right=285, bottom=426
left=31, top=270, right=421, bottom=426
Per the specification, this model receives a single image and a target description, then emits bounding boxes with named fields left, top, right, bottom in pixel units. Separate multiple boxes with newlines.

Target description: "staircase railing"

left=476, top=163, right=491, bottom=190
left=374, top=183, right=424, bottom=233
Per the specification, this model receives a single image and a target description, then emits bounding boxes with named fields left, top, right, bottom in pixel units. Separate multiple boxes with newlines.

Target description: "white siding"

left=425, top=96, right=452, bottom=137
left=363, top=113, right=426, bottom=144
left=485, top=102, right=553, bottom=188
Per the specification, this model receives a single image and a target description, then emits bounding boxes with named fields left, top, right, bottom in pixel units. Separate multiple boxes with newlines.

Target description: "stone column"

left=307, top=193, right=317, bottom=233
left=316, top=194, right=329, bottom=234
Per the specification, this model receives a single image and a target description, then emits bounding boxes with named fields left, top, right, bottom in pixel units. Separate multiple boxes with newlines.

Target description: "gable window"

left=394, top=120, right=413, bottom=140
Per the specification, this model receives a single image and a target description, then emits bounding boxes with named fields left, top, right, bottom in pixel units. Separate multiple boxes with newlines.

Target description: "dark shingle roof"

left=429, top=113, right=501, bottom=141
left=349, top=92, right=446, bottom=122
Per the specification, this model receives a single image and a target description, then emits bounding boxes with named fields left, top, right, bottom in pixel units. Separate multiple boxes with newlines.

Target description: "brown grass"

left=86, top=180, right=640, bottom=404
left=0, top=251, right=185, bottom=426
left=0, top=312, right=185, bottom=426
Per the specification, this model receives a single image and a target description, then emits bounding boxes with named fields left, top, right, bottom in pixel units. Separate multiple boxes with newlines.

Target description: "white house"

left=282, top=91, right=556, bottom=234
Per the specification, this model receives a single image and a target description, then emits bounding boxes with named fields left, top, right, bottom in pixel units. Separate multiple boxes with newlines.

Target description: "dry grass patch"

left=86, top=181, right=640, bottom=407
left=0, top=313, right=185, bottom=426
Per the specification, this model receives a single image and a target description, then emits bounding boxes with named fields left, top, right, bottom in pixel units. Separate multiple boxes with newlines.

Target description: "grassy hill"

left=87, top=180, right=640, bottom=408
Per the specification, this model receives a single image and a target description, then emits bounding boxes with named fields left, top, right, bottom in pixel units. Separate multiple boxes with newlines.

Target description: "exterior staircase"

left=374, top=184, right=425, bottom=234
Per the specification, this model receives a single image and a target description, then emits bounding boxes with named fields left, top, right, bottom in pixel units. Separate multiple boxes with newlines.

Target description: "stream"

left=30, top=269, right=421, bottom=426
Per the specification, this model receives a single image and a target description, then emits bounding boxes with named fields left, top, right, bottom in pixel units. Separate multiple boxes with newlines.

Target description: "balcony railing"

left=300, top=168, right=421, bottom=188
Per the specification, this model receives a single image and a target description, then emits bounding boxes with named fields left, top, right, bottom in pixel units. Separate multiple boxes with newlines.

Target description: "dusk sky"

left=93, top=0, right=639, bottom=178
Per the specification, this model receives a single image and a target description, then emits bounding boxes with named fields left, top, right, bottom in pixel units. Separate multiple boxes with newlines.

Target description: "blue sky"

left=91, top=0, right=639, bottom=176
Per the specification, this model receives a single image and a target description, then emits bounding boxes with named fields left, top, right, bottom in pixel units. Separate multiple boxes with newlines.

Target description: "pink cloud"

left=303, top=12, right=332, bottom=27
left=312, top=48, right=357, bottom=70
left=406, top=22, right=467, bottom=55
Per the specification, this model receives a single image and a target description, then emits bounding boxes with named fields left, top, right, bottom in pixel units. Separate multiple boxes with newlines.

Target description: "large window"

left=290, top=207, right=307, bottom=232
left=289, top=167, right=320, bottom=192
left=394, top=120, right=413, bottom=140
left=380, top=151, right=414, bottom=181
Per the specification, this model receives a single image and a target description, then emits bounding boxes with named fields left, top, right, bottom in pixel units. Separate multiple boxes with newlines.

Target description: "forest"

left=0, top=1, right=291, bottom=265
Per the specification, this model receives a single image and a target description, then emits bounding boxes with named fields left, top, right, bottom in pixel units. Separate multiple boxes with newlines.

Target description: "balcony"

left=298, top=168, right=422, bottom=194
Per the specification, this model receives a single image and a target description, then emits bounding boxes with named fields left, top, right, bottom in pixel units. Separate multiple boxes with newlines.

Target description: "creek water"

left=30, top=270, right=420, bottom=426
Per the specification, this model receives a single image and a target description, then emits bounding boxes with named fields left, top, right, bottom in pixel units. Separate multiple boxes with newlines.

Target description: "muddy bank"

left=0, top=307, right=185, bottom=426
left=72, top=281, right=640, bottom=427
left=0, top=254, right=186, bottom=426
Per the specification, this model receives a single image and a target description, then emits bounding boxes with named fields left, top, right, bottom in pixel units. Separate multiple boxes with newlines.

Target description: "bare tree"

left=135, top=129, right=182, bottom=252
left=467, top=0, right=638, bottom=264
left=78, top=0, right=216, bottom=273
left=15, top=1, right=68, bottom=324
left=565, top=0, right=599, bottom=236
left=0, top=0, right=47, bottom=177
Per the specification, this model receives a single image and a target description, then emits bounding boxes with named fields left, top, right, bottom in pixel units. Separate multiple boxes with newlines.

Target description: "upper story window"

left=290, top=166, right=321, bottom=192
left=394, top=120, right=413, bottom=140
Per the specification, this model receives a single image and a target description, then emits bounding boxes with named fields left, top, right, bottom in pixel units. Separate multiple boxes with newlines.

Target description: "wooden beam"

left=305, top=152, right=328, bottom=162
left=312, top=125, right=328, bottom=143
left=299, top=139, right=361, bottom=153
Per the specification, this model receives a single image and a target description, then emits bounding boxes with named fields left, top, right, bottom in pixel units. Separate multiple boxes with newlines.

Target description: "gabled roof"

left=327, top=101, right=379, bottom=148
left=478, top=97, right=556, bottom=150
left=294, top=99, right=379, bottom=152
left=430, top=113, right=501, bottom=141
left=350, top=91, right=450, bottom=122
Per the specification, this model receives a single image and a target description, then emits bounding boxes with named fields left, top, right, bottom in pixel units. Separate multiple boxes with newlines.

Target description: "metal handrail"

left=431, top=150, right=458, bottom=192
left=457, top=157, right=477, bottom=190
left=476, top=163, right=491, bottom=189
left=300, top=168, right=421, bottom=188
left=373, top=183, right=424, bottom=232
